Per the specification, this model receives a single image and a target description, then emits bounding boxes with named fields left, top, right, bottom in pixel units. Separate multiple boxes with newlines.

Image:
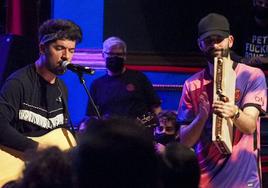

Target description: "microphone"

left=61, top=61, right=95, bottom=75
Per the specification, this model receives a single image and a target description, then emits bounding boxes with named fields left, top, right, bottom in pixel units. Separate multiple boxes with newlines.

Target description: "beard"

left=203, top=47, right=229, bottom=64
left=46, top=61, right=66, bottom=75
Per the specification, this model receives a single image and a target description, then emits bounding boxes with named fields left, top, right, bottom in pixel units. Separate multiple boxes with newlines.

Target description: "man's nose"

left=213, top=42, right=222, bottom=49
left=62, top=49, right=71, bottom=60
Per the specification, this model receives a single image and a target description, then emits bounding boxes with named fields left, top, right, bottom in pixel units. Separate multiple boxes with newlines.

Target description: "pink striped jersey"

left=178, top=63, right=267, bottom=188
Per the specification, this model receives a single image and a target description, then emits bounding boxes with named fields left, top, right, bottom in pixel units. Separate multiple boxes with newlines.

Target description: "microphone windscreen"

left=61, top=61, right=71, bottom=69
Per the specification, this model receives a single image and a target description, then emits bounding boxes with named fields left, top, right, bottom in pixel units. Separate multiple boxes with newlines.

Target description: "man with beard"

left=86, top=36, right=161, bottom=122
left=177, top=13, right=267, bottom=188
left=0, top=19, right=82, bottom=152
left=234, top=0, right=268, bottom=64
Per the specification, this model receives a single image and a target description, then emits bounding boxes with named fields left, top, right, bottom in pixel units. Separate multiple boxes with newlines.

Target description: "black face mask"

left=253, top=6, right=268, bottom=20
left=106, top=56, right=124, bottom=73
left=154, top=133, right=176, bottom=145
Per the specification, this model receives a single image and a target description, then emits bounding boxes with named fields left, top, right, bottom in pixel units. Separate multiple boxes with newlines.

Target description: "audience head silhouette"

left=73, top=116, right=160, bottom=188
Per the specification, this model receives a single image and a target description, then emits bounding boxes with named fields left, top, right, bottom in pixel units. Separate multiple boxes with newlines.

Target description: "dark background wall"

left=104, top=0, right=251, bottom=54
left=0, top=0, right=253, bottom=53
left=0, top=0, right=51, bottom=39
left=0, top=0, right=6, bottom=34
left=0, top=0, right=51, bottom=87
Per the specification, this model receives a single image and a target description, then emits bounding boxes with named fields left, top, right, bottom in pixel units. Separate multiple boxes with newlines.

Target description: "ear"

left=39, top=43, right=46, bottom=54
left=197, top=39, right=204, bottom=52
left=228, top=35, right=234, bottom=48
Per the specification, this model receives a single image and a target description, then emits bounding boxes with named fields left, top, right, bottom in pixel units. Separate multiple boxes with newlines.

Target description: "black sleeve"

left=139, top=72, right=161, bottom=109
left=0, top=79, right=38, bottom=152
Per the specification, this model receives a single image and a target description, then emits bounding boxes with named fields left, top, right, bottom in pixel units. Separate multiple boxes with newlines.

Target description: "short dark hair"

left=157, top=111, right=179, bottom=130
left=38, top=19, right=82, bottom=44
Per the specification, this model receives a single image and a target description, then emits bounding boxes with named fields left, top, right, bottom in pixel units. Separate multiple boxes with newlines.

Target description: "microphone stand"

left=76, top=71, right=101, bottom=119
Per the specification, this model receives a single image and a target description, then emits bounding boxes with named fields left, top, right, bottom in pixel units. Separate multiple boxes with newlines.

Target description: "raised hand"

left=198, top=91, right=210, bottom=119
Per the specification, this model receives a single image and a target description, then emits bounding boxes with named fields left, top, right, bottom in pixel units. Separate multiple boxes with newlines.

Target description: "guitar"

left=137, top=112, right=159, bottom=128
left=0, top=128, right=76, bottom=187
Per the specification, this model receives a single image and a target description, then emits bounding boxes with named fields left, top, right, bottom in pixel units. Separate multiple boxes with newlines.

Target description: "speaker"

left=0, top=34, right=38, bottom=87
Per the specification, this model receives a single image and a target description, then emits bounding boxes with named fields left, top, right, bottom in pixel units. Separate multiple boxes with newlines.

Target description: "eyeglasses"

left=103, top=52, right=126, bottom=57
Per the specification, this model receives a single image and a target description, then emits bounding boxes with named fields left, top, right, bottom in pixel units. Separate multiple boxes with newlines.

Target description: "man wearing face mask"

left=86, top=36, right=161, bottom=121
left=233, top=0, right=268, bottom=64
left=178, top=13, right=267, bottom=188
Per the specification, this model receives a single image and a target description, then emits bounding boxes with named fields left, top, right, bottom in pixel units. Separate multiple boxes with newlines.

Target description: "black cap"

left=198, top=13, right=230, bottom=40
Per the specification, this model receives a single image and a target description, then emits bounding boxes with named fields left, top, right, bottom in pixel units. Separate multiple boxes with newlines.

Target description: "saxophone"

left=212, top=56, right=236, bottom=154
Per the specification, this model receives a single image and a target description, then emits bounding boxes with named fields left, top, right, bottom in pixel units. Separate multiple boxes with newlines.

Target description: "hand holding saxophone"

left=212, top=101, right=238, bottom=119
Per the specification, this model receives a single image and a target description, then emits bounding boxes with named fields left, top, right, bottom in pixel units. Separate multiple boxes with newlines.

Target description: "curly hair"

left=38, top=19, right=82, bottom=44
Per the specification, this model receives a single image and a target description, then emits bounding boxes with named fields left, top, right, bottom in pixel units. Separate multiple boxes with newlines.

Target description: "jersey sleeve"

left=241, top=69, right=267, bottom=115
left=177, top=81, right=195, bottom=125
